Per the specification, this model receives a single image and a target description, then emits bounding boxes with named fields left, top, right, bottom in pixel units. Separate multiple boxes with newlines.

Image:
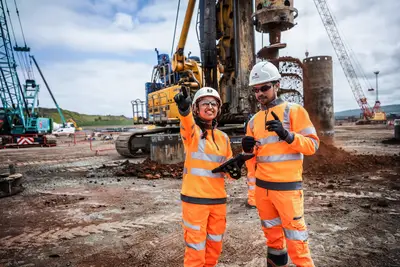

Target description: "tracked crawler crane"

left=0, top=0, right=57, bottom=147
left=313, top=0, right=386, bottom=123
left=0, top=0, right=69, bottom=147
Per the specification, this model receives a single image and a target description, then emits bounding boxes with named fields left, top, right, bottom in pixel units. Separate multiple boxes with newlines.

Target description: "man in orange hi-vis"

left=174, top=86, right=250, bottom=267
left=243, top=61, right=319, bottom=267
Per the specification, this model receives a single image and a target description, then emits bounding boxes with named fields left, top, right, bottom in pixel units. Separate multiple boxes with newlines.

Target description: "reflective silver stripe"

left=191, top=152, right=226, bottom=163
left=261, top=217, right=282, bottom=228
left=207, top=233, right=223, bottom=242
left=258, top=135, right=281, bottom=145
left=247, top=177, right=256, bottom=183
left=190, top=168, right=224, bottom=178
left=248, top=185, right=255, bottom=190
left=283, top=103, right=292, bottom=130
left=183, top=167, right=187, bottom=174
left=284, top=228, right=308, bottom=241
left=222, top=132, right=229, bottom=147
left=299, top=126, right=316, bottom=136
left=268, top=247, right=288, bottom=255
left=186, top=240, right=206, bottom=251
left=183, top=220, right=200, bottom=231
left=194, top=131, right=226, bottom=162
left=257, top=153, right=303, bottom=163
left=310, top=138, right=319, bottom=150
left=249, top=116, right=255, bottom=133
left=186, top=127, right=227, bottom=177
left=198, top=137, right=205, bottom=152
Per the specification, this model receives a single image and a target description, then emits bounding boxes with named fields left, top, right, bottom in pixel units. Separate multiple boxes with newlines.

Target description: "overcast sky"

left=7, top=0, right=400, bottom=117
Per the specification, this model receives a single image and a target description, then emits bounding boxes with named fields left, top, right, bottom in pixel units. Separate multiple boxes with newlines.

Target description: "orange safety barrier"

left=73, top=131, right=90, bottom=144
left=55, top=131, right=89, bottom=146
left=88, top=132, right=120, bottom=155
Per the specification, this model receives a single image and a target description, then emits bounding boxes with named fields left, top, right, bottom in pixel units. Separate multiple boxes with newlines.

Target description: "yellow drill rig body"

left=116, top=0, right=297, bottom=157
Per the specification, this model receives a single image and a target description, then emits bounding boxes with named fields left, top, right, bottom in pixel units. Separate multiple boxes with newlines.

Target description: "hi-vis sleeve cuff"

left=179, top=106, right=191, bottom=117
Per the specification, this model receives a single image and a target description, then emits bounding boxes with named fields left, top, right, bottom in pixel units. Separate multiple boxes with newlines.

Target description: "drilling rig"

left=116, top=0, right=299, bottom=157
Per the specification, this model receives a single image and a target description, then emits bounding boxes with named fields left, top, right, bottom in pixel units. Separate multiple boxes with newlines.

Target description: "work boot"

left=267, top=258, right=288, bottom=267
left=267, top=252, right=288, bottom=267
left=245, top=201, right=256, bottom=209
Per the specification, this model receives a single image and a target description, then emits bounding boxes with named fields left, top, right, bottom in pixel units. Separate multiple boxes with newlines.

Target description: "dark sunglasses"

left=252, top=84, right=273, bottom=93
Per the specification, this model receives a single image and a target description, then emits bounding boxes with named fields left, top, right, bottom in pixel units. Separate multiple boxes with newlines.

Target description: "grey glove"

left=173, top=87, right=191, bottom=113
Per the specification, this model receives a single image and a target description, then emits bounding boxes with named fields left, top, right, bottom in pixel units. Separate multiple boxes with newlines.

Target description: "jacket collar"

left=195, top=116, right=217, bottom=130
left=261, top=97, right=284, bottom=110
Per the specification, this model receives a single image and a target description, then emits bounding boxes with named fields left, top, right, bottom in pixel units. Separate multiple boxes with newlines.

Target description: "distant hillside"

left=335, top=104, right=400, bottom=118
left=38, top=108, right=133, bottom=127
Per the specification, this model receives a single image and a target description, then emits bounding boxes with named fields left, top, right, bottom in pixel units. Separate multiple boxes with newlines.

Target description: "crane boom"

left=0, top=0, right=26, bottom=129
left=30, top=55, right=67, bottom=126
left=313, top=0, right=373, bottom=118
left=172, top=0, right=197, bottom=73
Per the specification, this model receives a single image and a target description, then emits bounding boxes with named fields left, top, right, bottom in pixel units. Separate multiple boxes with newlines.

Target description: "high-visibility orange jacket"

left=179, top=110, right=233, bottom=204
left=245, top=151, right=257, bottom=179
left=246, top=98, right=319, bottom=187
left=245, top=155, right=257, bottom=206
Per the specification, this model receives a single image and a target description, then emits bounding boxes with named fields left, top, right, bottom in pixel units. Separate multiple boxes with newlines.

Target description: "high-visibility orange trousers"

left=255, top=186, right=314, bottom=267
left=181, top=201, right=226, bottom=267
left=247, top=176, right=256, bottom=206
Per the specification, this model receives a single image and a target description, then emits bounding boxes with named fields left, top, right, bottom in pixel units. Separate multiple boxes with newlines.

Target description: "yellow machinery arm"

left=67, top=119, right=82, bottom=131
left=172, top=0, right=197, bottom=72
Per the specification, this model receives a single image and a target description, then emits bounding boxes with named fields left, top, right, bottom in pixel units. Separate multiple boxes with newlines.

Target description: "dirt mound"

left=115, top=158, right=184, bottom=179
left=304, top=142, right=400, bottom=175
left=115, top=142, right=399, bottom=178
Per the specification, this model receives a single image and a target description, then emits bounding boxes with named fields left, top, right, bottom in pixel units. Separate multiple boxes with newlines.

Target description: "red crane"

left=313, top=0, right=384, bottom=121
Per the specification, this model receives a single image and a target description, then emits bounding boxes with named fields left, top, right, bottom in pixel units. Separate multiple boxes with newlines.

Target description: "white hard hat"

left=192, top=87, right=221, bottom=107
left=249, top=61, right=281, bottom=86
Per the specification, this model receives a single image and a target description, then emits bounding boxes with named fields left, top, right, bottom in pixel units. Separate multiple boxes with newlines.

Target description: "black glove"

left=266, top=111, right=294, bottom=143
left=222, top=161, right=241, bottom=179
left=173, top=87, right=191, bottom=112
left=242, top=136, right=256, bottom=153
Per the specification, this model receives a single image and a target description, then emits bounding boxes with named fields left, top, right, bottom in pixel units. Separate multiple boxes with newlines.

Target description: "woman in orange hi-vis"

left=243, top=61, right=320, bottom=267
left=174, top=86, right=247, bottom=267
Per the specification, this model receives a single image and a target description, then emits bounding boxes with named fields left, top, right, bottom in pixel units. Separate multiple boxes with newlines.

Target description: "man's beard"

left=258, top=96, right=271, bottom=105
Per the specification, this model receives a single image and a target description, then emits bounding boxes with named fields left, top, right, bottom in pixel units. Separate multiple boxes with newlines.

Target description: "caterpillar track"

left=115, top=125, right=245, bottom=158
left=115, top=127, right=181, bottom=157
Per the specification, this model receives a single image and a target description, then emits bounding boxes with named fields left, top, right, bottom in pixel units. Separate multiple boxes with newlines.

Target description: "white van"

left=53, top=127, right=76, bottom=137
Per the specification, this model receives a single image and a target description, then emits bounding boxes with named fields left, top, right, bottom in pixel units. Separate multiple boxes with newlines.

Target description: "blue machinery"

left=0, top=0, right=63, bottom=146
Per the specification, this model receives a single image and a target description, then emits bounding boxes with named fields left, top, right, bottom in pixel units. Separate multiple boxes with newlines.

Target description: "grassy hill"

left=38, top=108, right=133, bottom=127
left=335, top=104, right=400, bottom=118
left=37, top=104, right=400, bottom=126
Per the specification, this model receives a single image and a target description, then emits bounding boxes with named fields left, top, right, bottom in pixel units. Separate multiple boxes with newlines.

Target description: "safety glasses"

left=252, top=84, right=273, bottom=93
left=199, top=100, right=219, bottom=108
